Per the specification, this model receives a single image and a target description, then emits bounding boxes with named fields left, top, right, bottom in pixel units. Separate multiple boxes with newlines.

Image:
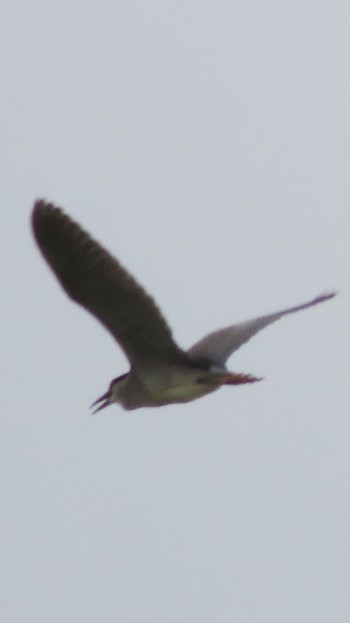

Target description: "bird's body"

left=94, top=365, right=259, bottom=411
left=101, top=366, right=218, bottom=411
left=31, top=200, right=336, bottom=412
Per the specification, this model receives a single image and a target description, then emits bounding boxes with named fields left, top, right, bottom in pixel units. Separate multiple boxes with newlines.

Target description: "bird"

left=31, top=199, right=336, bottom=413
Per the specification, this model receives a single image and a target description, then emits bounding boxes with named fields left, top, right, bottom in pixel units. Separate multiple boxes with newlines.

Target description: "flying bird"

left=31, top=200, right=336, bottom=412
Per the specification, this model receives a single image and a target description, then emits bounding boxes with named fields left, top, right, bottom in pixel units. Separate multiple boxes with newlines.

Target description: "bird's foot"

left=219, top=372, right=263, bottom=385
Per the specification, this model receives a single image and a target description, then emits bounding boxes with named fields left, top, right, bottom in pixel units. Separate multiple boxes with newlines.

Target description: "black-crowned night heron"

left=32, top=200, right=336, bottom=412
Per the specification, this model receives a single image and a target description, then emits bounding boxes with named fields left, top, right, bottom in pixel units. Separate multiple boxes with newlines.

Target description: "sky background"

left=1, top=1, right=349, bottom=621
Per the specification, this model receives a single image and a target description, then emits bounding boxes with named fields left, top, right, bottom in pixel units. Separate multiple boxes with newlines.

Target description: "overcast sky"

left=1, top=1, right=349, bottom=622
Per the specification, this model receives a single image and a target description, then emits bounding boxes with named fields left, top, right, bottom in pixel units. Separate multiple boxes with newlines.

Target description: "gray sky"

left=1, top=1, right=349, bottom=621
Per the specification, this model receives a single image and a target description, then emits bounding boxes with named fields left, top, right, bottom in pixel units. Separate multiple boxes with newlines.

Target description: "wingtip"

left=31, top=199, right=61, bottom=235
left=313, top=291, right=338, bottom=305
left=32, top=198, right=62, bottom=220
left=32, top=198, right=51, bottom=216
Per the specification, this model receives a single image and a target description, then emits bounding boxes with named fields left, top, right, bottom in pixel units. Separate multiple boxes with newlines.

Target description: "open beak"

left=90, top=391, right=111, bottom=414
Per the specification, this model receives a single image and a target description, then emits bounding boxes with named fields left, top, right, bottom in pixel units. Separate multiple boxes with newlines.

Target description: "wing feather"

left=187, top=293, right=336, bottom=366
left=32, top=200, right=187, bottom=366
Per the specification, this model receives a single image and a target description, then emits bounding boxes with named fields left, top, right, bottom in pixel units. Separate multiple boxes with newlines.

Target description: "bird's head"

left=90, top=373, right=129, bottom=413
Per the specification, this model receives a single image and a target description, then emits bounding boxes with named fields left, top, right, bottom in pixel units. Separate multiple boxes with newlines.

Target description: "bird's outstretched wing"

left=32, top=200, right=188, bottom=366
left=187, top=293, right=336, bottom=366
